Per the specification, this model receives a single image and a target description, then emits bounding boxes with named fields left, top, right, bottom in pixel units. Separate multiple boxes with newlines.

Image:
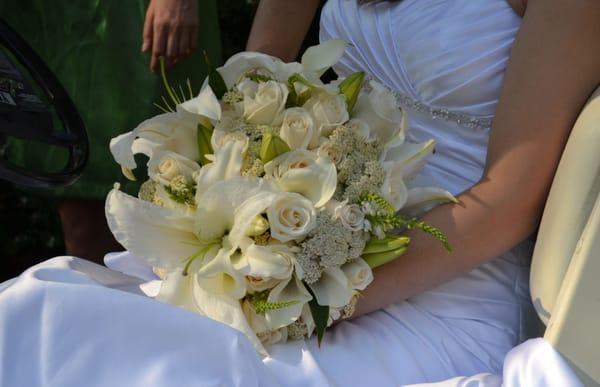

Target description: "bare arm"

left=246, top=0, right=320, bottom=61
left=354, top=0, right=600, bottom=316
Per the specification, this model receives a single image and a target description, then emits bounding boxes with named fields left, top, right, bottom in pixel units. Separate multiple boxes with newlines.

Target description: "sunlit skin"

left=247, top=0, right=600, bottom=318
left=142, top=0, right=200, bottom=72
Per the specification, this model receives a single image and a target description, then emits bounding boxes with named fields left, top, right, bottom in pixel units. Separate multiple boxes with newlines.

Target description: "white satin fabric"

left=0, top=255, right=581, bottom=386
left=0, top=1, right=570, bottom=386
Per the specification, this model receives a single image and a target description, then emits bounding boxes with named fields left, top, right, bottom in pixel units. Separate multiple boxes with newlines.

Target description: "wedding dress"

left=0, top=1, right=550, bottom=386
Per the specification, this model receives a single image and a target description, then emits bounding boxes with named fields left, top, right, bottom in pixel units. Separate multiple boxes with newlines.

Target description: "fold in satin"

left=320, top=0, right=522, bottom=195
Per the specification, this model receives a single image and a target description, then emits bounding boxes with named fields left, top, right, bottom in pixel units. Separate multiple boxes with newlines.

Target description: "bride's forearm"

left=246, top=0, right=320, bottom=61
left=353, top=0, right=600, bottom=317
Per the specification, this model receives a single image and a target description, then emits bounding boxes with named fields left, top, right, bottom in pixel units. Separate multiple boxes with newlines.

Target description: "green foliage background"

left=0, top=0, right=321, bottom=281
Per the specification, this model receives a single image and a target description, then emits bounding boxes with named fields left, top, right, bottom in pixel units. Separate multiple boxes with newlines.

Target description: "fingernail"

left=142, top=42, right=148, bottom=52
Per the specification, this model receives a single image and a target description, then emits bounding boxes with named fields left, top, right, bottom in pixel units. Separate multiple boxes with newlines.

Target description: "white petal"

left=105, top=186, right=201, bottom=270
left=265, top=276, right=312, bottom=330
left=110, top=132, right=136, bottom=170
left=192, top=285, right=267, bottom=356
left=381, top=167, right=409, bottom=211
left=341, top=258, right=373, bottom=291
left=301, top=39, right=347, bottom=77
left=194, top=177, right=267, bottom=242
left=309, top=267, right=354, bottom=308
left=156, top=271, right=199, bottom=313
left=194, top=138, right=248, bottom=198
left=402, top=186, right=458, bottom=217
left=383, top=139, right=436, bottom=181
left=179, top=83, right=222, bottom=121
left=243, top=243, right=294, bottom=280
left=196, top=246, right=247, bottom=300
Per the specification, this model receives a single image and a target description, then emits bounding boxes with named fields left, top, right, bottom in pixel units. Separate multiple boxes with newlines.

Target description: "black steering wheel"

left=0, top=19, right=88, bottom=189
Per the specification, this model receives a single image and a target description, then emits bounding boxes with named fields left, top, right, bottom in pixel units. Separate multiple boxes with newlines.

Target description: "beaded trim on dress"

left=365, top=76, right=493, bottom=131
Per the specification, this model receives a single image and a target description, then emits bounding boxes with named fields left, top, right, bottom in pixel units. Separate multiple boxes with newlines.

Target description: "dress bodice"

left=320, top=0, right=522, bottom=194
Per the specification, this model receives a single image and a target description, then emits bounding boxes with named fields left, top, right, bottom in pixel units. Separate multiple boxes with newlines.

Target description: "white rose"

left=267, top=192, right=316, bottom=242
left=147, top=151, right=200, bottom=186
left=334, top=202, right=366, bottom=232
left=264, top=150, right=337, bottom=208
left=279, top=108, right=315, bottom=149
left=237, top=79, right=289, bottom=125
left=341, top=258, right=373, bottom=291
left=353, top=80, right=406, bottom=144
left=304, top=91, right=349, bottom=147
left=243, top=242, right=297, bottom=292
left=317, top=139, right=345, bottom=165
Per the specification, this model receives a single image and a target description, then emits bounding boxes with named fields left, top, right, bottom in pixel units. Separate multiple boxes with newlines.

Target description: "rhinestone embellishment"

left=391, top=91, right=492, bottom=130
left=365, top=77, right=493, bottom=131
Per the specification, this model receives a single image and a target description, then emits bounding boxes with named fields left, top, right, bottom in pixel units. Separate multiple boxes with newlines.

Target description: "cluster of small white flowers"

left=287, top=318, right=309, bottom=340
left=343, top=161, right=385, bottom=204
left=138, top=180, right=157, bottom=202
left=296, top=212, right=367, bottom=284
left=221, top=88, right=243, bottom=104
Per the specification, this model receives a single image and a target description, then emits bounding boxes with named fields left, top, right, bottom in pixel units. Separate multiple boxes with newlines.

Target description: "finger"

left=152, top=22, right=168, bottom=72
left=150, top=54, right=159, bottom=73
left=166, top=26, right=180, bottom=67
left=142, top=5, right=154, bottom=52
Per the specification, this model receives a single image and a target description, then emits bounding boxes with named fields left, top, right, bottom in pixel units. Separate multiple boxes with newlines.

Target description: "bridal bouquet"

left=106, top=40, right=455, bottom=354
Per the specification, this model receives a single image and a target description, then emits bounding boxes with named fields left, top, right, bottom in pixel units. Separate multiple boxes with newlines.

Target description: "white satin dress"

left=0, top=1, right=563, bottom=386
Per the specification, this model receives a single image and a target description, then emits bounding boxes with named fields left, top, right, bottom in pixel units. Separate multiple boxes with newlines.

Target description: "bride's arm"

left=354, top=0, right=600, bottom=317
left=246, top=0, right=320, bottom=61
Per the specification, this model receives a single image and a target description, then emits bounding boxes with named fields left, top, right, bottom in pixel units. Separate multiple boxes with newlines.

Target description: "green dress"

left=0, top=0, right=221, bottom=198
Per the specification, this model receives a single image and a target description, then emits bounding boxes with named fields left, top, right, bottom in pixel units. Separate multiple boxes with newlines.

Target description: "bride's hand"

left=142, top=0, right=199, bottom=72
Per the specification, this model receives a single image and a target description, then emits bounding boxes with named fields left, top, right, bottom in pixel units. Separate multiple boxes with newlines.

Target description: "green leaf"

left=204, top=51, right=227, bottom=99
left=338, top=71, right=365, bottom=113
left=305, top=284, right=329, bottom=346
left=197, top=123, right=214, bottom=165
left=259, top=133, right=291, bottom=164
left=362, top=245, right=408, bottom=269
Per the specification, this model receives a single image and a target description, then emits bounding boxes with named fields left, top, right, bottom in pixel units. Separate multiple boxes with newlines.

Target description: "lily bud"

left=362, top=245, right=408, bottom=269
left=338, top=71, right=365, bottom=113
left=197, top=123, right=214, bottom=165
left=362, top=234, right=410, bottom=255
left=246, top=215, right=270, bottom=237
left=260, top=133, right=291, bottom=164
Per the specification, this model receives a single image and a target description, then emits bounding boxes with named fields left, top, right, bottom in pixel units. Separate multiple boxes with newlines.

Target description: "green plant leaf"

left=197, top=123, right=214, bottom=165
left=338, top=71, right=365, bottom=113
left=305, top=284, right=329, bottom=346
left=259, top=133, right=290, bottom=164
left=204, top=51, right=227, bottom=99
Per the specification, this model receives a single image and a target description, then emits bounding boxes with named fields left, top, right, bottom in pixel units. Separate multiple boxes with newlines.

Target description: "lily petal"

left=194, top=137, right=248, bottom=198
left=179, top=84, right=222, bottom=122
left=402, top=186, right=458, bottom=217
left=105, top=186, right=200, bottom=270
left=301, top=39, right=347, bottom=78
left=265, top=276, right=312, bottom=330
left=192, top=284, right=267, bottom=356
left=309, top=267, right=354, bottom=308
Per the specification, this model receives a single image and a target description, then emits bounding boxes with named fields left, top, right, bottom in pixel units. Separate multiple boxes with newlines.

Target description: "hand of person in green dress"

left=142, top=0, right=199, bottom=72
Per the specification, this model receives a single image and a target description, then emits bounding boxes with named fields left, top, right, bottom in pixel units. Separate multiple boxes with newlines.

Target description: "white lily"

left=308, top=266, right=354, bottom=308
left=264, top=275, right=312, bottom=330
left=194, top=136, right=248, bottom=198
left=402, top=186, right=458, bottom=217
left=300, top=39, right=348, bottom=82
left=380, top=139, right=437, bottom=210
